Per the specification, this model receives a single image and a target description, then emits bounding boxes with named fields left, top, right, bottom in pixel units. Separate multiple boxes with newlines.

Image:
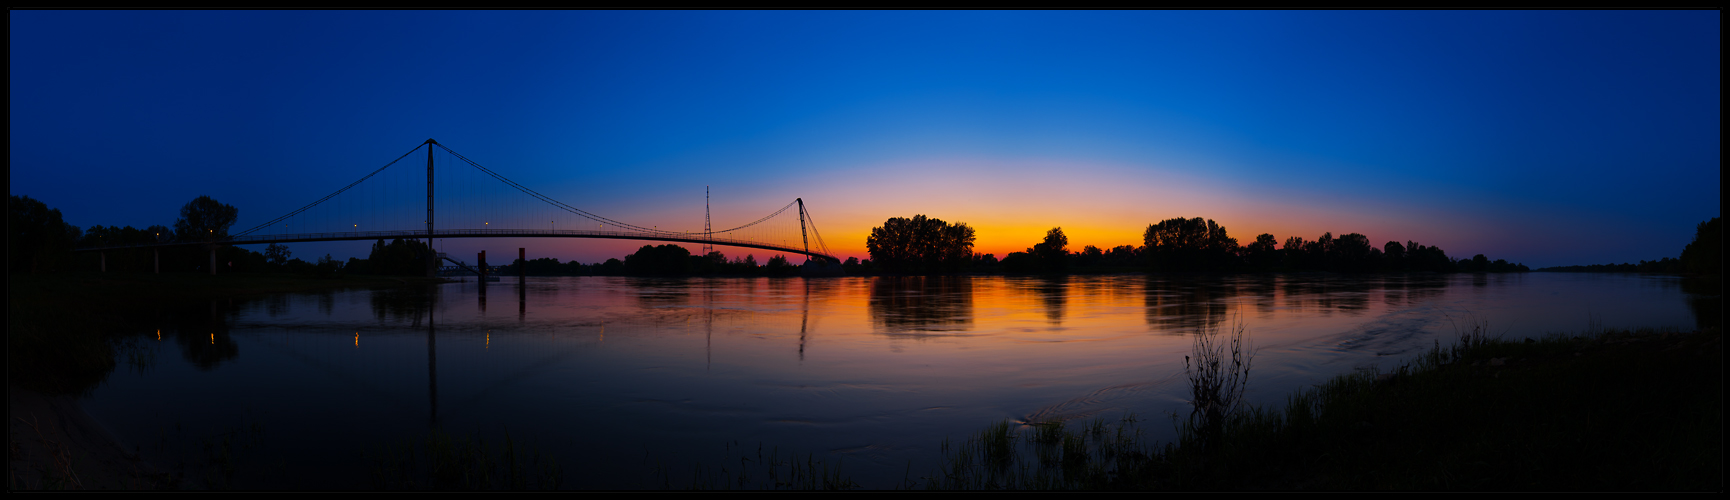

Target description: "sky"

left=10, top=11, right=1721, bottom=268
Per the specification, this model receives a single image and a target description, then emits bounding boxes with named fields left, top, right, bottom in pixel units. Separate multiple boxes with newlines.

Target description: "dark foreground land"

left=7, top=273, right=1722, bottom=490
left=919, top=326, right=1721, bottom=491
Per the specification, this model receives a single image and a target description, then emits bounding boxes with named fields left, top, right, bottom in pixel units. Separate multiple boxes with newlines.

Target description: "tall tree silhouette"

left=1145, top=217, right=1238, bottom=272
left=174, top=195, right=238, bottom=242
left=1680, top=217, right=1721, bottom=276
left=1033, top=227, right=1069, bottom=273
left=866, top=215, right=976, bottom=274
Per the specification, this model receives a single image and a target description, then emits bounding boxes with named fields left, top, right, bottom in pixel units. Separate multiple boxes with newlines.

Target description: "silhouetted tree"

left=8, top=195, right=83, bottom=273
left=1680, top=217, right=1721, bottom=277
left=1281, top=236, right=1309, bottom=270
left=1335, top=233, right=1376, bottom=272
left=174, top=195, right=238, bottom=242
left=367, top=238, right=432, bottom=276
left=971, top=252, right=999, bottom=271
left=313, top=253, right=342, bottom=277
left=265, top=243, right=292, bottom=268
left=1000, top=252, right=1040, bottom=274
left=1405, top=241, right=1455, bottom=272
left=1102, top=245, right=1143, bottom=268
left=624, top=244, right=692, bottom=275
left=764, top=254, right=799, bottom=277
left=1076, top=245, right=1103, bottom=268
left=1145, top=217, right=1238, bottom=272
left=866, top=215, right=977, bottom=274
left=1033, top=227, right=1069, bottom=273
left=1244, top=233, right=1279, bottom=271
left=1383, top=241, right=1408, bottom=272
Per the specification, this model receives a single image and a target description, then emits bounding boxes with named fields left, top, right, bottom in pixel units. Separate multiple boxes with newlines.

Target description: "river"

left=81, top=272, right=1710, bottom=489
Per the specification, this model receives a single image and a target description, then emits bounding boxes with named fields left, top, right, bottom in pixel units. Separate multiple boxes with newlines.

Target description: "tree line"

left=14, top=193, right=1714, bottom=279
left=493, top=245, right=805, bottom=277
left=9, top=194, right=331, bottom=275
left=853, top=214, right=1540, bottom=275
left=1536, top=217, right=1720, bottom=275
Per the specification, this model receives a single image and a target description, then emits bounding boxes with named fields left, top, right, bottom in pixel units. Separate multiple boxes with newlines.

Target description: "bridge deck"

left=73, top=228, right=837, bottom=262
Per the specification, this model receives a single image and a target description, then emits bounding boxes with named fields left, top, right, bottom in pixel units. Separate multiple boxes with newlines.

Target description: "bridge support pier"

left=519, top=248, right=525, bottom=283
left=100, top=252, right=105, bottom=272
left=210, top=247, right=218, bottom=275
left=154, top=249, right=160, bottom=274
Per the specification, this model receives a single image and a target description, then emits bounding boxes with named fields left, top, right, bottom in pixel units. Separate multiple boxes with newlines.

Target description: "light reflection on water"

left=85, top=273, right=1704, bottom=489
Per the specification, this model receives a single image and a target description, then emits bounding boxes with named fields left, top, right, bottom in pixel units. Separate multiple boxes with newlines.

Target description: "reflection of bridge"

left=76, top=139, right=838, bottom=273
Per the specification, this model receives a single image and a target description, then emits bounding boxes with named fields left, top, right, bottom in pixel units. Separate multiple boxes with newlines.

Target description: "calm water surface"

left=84, top=273, right=1706, bottom=488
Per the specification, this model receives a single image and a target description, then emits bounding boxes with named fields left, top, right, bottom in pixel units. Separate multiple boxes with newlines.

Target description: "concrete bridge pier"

left=100, top=252, right=106, bottom=272
left=210, top=247, right=218, bottom=275
left=154, top=248, right=160, bottom=274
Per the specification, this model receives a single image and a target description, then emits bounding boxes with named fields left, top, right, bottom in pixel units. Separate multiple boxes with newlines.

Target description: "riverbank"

left=8, top=385, right=170, bottom=489
left=923, top=326, right=1722, bottom=491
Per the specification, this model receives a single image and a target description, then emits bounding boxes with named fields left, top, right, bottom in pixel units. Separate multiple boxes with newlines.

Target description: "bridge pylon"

left=426, top=138, right=438, bottom=278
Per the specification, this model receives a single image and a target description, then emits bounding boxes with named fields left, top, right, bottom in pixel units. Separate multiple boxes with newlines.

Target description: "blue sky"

left=10, top=11, right=1720, bottom=267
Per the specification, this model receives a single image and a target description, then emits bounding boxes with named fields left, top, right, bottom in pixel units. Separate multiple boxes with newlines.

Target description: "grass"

left=648, top=441, right=858, bottom=490
left=924, top=414, right=1152, bottom=490
left=926, top=324, right=1723, bottom=490
left=10, top=413, right=85, bottom=490
left=367, top=428, right=564, bottom=490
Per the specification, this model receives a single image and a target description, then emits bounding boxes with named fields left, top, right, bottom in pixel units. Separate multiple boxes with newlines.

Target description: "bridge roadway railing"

left=74, top=228, right=837, bottom=262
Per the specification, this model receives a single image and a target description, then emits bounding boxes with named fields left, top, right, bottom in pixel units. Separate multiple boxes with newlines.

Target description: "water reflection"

left=1278, top=275, right=1374, bottom=315
left=869, top=276, right=974, bottom=335
left=167, top=300, right=241, bottom=370
left=1036, top=276, right=1067, bottom=325
left=1681, top=276, right=1722, bottom=329
left=1240, top=275, right=1278, bottom=314
left=632, top=278, right=692, bottom=307
left=371, top=285, right=440, bottom=324
left=1144, top=277, right=1232, bottom=330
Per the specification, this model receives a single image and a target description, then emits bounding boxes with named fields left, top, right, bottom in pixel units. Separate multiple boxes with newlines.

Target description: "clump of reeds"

left=924, top=414, right=1151, bottom=490
left=925, top=322, right=1719, bottom=490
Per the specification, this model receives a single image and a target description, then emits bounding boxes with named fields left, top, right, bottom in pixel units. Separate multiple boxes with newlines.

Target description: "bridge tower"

left=796, top=198, right=810, bottom=263
left=426, top=138, right=438, bottom=278
left=704, top=186, right=712, bottom=256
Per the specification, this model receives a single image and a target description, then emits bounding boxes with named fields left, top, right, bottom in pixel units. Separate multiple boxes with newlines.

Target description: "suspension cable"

left=234, top=142, right=426, bottom=237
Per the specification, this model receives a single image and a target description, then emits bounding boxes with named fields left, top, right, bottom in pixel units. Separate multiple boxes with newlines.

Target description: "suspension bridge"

left=76, top=139, right=840, bottom=274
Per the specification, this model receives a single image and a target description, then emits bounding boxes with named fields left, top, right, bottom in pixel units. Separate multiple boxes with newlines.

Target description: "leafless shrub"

left=1184, top=315, right=1253, bottom=443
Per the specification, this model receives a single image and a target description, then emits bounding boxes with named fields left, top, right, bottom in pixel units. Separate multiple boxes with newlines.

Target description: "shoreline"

left=8, top=386, right=169, bottom=490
